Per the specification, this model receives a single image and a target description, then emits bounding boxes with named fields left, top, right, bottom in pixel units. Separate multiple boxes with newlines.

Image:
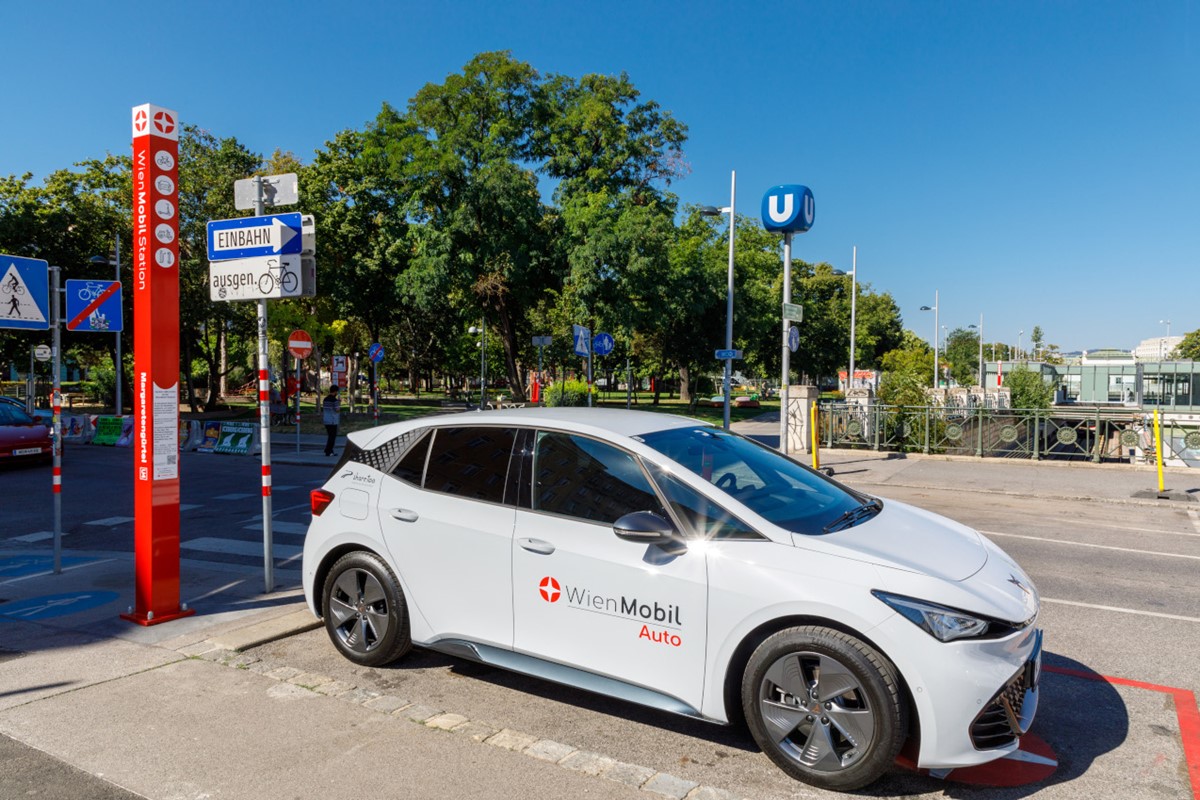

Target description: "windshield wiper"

left=822, top=499, right=882, bottom=533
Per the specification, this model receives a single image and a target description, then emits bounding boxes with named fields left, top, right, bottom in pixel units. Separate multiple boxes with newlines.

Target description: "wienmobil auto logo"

left=539, top=576, right=560, bottom=603
left=538, top=577, right=683, bottom=647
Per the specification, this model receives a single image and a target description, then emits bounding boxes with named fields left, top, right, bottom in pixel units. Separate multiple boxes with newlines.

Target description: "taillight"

left=311, top=489, right=335, bottom=516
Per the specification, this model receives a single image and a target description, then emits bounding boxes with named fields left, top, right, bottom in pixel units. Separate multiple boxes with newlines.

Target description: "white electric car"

left=302, top=408, right=1041, bottom=791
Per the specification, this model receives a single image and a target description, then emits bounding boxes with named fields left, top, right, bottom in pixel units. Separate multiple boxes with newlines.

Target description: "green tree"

left=878, top=331, right=934, bottom=405
left=944, top=327, right=981, bottom=386
left=1173, top=329, right=1200, bottom=360
left=1005, top=366, right=1053, bottom=409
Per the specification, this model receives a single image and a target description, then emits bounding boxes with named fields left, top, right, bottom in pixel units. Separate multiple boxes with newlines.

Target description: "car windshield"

left=0, top=404, right=36, bottom=426
left=637, top=426, right=872, bottom=535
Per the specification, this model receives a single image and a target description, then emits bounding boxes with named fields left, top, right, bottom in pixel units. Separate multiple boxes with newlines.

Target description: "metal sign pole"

left=114, top=234, right=122, bottom=414
left=51, top=265, right=62, bottom=574
left=295, top=356, right=302, bottom=453
left=254, top=176, right=275, bottom=594
left=780, top=232, right=793, bottom=455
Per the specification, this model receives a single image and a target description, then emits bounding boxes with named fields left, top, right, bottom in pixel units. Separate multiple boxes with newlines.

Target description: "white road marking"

left=1041, top=597, right=1200, bottom=624
left=0, top=558, right=118, bottom=585
left=982, top=530, right=1200, bottom=561
left=1053, top=517, right=1200, bottom=538
left=270, top=485, right=299, bottom=492
left=83, top=516, right=134, bottom=527
left=243, top=521, right=309, bottom=535
left=182, top=537, right=302, bottom=561
left=214, top=493, right=255, bottom=501
left=11, top=531, right=55, bottom=542
left=180, top=504, right=203, bottom=511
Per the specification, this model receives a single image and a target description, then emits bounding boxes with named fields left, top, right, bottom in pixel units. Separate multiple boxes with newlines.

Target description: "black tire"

left=321, top=551, right=412, bottom=667
left=741, top=626, right=906, bottom=791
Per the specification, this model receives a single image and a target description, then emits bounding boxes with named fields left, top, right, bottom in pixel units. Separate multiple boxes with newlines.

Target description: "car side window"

left=648, top=465, right=763, bottom=541
left=390, top=430, right=431, bottom=486
left=532, top=431, right=662, bottom=525
left=423, top=427, right=516, bottom=504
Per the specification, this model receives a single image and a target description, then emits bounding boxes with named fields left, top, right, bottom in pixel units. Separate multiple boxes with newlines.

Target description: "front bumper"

left=875, top=613, right=1043, bottom=769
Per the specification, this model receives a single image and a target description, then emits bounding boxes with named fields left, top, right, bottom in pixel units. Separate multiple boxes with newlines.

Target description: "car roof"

left=349, top=407, right=710, bottom=448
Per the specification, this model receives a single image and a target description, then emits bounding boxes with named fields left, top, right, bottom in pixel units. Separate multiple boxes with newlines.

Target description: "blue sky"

left=2, top=0, right=1196, bottom=353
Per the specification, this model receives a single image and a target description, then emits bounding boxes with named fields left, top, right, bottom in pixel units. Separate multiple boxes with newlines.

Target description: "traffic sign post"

left=0, top=254, right=50, bottom=330
left=368, top=343, right=384, bottom=423
left=65, top=279, right=123, bottom=332
left=234, top=172, right=298, bottom=211
left=123, top=103, right=192, bottom=625
left=573, top=325, right=592, bottom=407
left=208, top=254, right=304, bottom=301
left=762, top=184, right=815, bottom=456
left=288, top=330, right=312, bottom=453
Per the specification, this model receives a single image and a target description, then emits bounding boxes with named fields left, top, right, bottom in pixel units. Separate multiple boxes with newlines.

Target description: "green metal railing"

left=822, top=403, right=1152, bottom=464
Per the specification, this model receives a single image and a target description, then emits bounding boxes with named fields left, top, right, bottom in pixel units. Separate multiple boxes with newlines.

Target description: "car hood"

left=797, top=499, right=987, bottom=582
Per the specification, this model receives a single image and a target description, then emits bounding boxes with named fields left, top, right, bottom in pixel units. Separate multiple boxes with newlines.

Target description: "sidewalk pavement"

left=1, top=411, right=1195, bottom=799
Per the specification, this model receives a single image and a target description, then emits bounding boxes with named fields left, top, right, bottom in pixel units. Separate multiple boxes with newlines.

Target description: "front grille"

left=970, top=667, right=1028, bottom=749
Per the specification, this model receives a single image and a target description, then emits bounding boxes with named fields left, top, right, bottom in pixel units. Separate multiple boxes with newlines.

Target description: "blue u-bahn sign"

left=761, top=185, right=815, bottom=234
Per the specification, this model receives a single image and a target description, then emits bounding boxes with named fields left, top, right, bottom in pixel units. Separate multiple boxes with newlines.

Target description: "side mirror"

left=613, top=511, right=676, bottom=544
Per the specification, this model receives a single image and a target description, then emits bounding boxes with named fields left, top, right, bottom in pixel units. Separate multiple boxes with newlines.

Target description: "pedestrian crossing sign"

left=0, top=254, right=50, bottom=330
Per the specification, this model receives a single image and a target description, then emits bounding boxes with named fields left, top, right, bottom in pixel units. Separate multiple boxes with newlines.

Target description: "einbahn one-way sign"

left=206, top=213, right=303, bottom=261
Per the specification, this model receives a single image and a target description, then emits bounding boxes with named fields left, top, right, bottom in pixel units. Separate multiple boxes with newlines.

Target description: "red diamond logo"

left=133, top=109, right=147, bottom=133
left=538, top=576, right=560, bottom=603
left=153, top=111, right=175, bottom=135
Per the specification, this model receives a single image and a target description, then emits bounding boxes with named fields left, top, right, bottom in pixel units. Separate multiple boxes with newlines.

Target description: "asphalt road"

left=2, top=444, right=1196, bottom=799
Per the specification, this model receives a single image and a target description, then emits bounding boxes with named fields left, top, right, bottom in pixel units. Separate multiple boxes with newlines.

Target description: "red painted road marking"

left=1044, top=665, right=1200, bottom=800
left=67, top=282, right=120, bottom=330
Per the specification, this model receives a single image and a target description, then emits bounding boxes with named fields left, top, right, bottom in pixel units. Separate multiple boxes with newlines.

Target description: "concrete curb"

left=206, top=608, right=322, bottom=652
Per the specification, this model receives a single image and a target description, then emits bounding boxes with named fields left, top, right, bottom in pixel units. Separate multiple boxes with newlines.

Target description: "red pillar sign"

left=122, top=103, right=193, bottom=626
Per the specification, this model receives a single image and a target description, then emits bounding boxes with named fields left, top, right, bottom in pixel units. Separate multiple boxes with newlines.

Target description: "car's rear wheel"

left=322, top=551, right=411, bottom=666
left=742, top=626, right=906, bottom=791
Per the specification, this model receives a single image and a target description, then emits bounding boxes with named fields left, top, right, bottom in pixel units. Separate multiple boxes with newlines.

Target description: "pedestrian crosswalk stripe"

left=243, top=521, right=309, bottom=535
left=182, top=537, right=302, bottom=560
left=84, top=517, right=135, bottom=526
left=12, top=531, right=55, bottom=542
left=214, top=493, right=255, bottom=501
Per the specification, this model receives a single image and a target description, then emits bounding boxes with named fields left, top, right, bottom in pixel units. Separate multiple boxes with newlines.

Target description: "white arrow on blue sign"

left=0, top=254, right=50, bottom=331
left=788, top=325, right=800, bottom=353
left=207, top=213, right=304, bottom=261
left=572, top=324, right=591, bottom=356
left=715, top=348, right=743, bottom=360
left=592, top=332, right=614, bottom=356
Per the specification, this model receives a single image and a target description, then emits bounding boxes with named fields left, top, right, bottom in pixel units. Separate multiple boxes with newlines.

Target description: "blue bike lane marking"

left=0, top=556, right=97, bottom=579
left=0, top=591, right=120, bottom=621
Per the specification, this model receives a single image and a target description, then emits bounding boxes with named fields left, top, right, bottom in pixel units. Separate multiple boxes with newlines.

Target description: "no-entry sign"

left=288, top=329, right=313, bottom=359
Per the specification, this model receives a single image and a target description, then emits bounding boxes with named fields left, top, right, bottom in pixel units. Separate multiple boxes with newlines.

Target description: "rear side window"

left=391, top=431, right=431, bottom=486
left=423, top=427, right=517, bottom=504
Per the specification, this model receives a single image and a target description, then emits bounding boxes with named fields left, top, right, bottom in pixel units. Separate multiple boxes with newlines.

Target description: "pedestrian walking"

left=322, top=387, right=341, bottom=457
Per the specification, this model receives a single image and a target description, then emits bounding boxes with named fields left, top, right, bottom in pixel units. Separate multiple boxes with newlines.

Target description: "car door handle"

left=389, top=508, right=420, bottom=523
left=518, top=538, right=555, bottom=555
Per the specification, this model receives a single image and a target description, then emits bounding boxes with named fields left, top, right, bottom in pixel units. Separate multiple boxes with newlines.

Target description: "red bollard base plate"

left=121, top=606, right=196, bottom=627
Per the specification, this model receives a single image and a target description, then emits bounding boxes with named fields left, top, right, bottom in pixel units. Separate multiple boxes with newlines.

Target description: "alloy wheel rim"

left=328, top=568, right=390, bottom=653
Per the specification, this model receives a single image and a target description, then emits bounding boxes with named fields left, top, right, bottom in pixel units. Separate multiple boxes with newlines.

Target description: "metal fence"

left=818, top=403, right=1192, bottom=465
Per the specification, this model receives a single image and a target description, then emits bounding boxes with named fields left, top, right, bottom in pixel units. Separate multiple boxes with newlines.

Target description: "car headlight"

left=872, top=591, right=991, bottom=642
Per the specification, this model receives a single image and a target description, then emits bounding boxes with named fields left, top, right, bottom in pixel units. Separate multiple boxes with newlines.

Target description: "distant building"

left=1133, top=336, right=1185, bottom=362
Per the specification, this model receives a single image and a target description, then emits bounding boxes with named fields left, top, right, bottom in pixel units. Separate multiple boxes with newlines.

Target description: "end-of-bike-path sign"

left=0, top=254, right=50, bottom=331
left=65, top=279, right=123, bottom=332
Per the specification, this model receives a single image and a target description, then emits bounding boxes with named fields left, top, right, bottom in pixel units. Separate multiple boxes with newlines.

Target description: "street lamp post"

left=832, top=248, right=859, bottom=391
left=920, top=290, right=939, bottom=388
left=1160, top=319, right=1171, bottom=360
left=1017, top=330, right=1024, bottom=362
left=469, top=318, right=486, bottom=409
left=700, top=170, right=737, bottom=430
left=968, top=313, right=984, bottom=386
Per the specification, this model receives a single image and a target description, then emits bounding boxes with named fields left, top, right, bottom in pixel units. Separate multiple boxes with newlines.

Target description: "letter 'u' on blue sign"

left=761, top=185, right=815, bottom=233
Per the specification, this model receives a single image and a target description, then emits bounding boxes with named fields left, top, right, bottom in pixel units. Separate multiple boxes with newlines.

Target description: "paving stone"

left=486, top=728, right=540, bottom=752
left=451, top=721, right=499, bottom=742
left=403, top=704, right=442, bottom=722
left=364, top=695, right=410, bottom=714
left=642, top=773, right=699, bottom=799
left=600, top=761, right=656, bottom=788
left=287, top=672, right=333, bottom=688
left=264, top=666, right=304, bottom=682
left=338, top=688, right=381, bottom=705
left=684, top=787, right=738, bottom=800
left=313, top=679, right=354, bottom=696
left=245, top=660, right=278, bottom=675
left=425, top=712, right=469, bottom=731
left=177, top=642, right=221, bottom=658
left=560, top=750, right=618, bottom=777
left=523, top=739, right=576, bottom=763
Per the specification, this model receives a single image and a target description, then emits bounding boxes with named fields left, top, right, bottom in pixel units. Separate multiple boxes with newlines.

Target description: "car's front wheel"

left=322, top=551, right=412, bottom=667
left=742, top=626, right=906, bottom=791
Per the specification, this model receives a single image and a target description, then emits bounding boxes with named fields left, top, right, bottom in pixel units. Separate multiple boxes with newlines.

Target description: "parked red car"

left=0, top=402, right=52, bottom=465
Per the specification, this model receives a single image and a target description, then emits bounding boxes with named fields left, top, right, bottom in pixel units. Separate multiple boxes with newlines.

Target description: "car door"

left=376, top=425, right=517, bottom=648
left=511, top=430, right=708, bottom=711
